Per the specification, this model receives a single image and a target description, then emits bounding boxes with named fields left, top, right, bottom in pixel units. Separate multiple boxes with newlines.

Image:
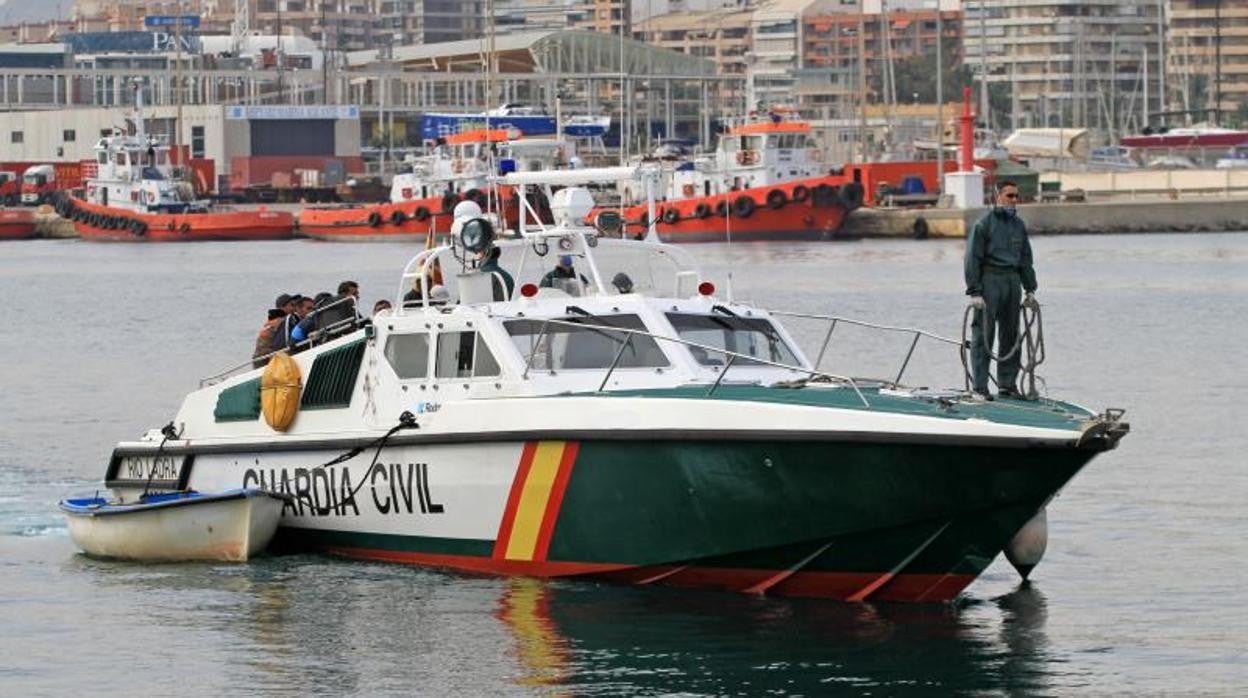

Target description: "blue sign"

left=144, top=15, right=200, bottom=29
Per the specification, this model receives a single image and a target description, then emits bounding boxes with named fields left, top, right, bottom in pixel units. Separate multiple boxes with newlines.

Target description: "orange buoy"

left=261, top=351, right=302, bottom=431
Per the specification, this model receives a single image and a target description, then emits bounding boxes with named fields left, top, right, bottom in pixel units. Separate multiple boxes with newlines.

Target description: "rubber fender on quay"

left=662, top=207, right=681, bottom=225
left=733, top=195, right=756, bottom=218
left=765, top=189, right=787, bottom=210
left=912, top=216, right=930, bottom=240
left=260, top=351, right=302, bottom=432
left=791, top=185, right=810, bottom=203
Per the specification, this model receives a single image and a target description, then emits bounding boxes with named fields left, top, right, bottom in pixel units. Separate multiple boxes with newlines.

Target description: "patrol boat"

left=96, top=167, right=1127, bottom=602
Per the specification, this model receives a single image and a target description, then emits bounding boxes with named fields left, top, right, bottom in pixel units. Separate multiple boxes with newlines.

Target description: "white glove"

left=1023, top=292, right=1037, bottom=308
left=968, top=295, right=986, bottom=310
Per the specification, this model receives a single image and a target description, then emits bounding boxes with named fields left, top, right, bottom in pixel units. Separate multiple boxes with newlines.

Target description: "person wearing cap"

left=539, top=254, right=589, bottom=289
left=478, top=245, right=514, bottom=301
left=965, top=180, right=1038, bottom=401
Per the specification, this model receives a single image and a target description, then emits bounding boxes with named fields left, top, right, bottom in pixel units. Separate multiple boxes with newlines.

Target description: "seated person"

left=539, top=255, right=589, bottom=289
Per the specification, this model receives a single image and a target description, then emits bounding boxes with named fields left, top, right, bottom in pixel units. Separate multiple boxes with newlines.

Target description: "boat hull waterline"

left=66, top=195, right=294, bottom=242
left=60, top=488, right=287, bottom=562
left=145, top=413, right=1107, bottom=602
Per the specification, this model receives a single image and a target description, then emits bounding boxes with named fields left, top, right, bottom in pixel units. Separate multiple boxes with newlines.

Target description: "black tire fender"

left=765, top=189, right=787, bottom=210
left=389, top=209, right=406, bottom=225
left=912, top=216, right=930, bottom=240
left=733, top=195, right=756, bottom=218
left=413, top=206, right=430, bottom=222
left=367, top=211, right=382, bottom=227
left=694, top=202, right=712, bottom=219
left=661, top=207, right=681, bottom=225
left=791, top=185, right=810, bottom=203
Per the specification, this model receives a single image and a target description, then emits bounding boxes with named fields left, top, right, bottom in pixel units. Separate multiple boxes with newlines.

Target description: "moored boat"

left=62, top=84, right=293, bottom=242
left=89, top=167, right=1128, bottom=601
left=0, top=207, right=37, bottom=240
left=296, top=129, right=573, bottom=241
left=60, top=488, right=288, bottom=562
left=606, top=108, right=863, bottom=241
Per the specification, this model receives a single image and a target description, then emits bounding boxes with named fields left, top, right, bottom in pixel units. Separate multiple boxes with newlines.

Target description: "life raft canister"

left=261, top=350, right=302, bottom=432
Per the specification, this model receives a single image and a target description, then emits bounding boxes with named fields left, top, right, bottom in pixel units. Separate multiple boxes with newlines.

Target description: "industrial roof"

left=346, top=29, right=715, bottom=77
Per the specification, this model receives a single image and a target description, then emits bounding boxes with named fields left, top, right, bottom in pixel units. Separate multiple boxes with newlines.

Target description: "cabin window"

left=63, top=129, right=76, bottom=142
left=434, top=331, right=500, bottom=379
left=97, top=152, right=107, bottom=165
left=383, top=333, right=430, bottom=379
left=191, top=126, right=205, bottom=159
left=504, top=314, right=669, bottom=371
left=665, top=314, right=799, bottom=367
left=10, top=131, right=22, bottom=144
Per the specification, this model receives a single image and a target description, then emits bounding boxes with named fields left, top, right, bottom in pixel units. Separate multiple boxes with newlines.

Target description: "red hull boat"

left=66, top=195, right=293, bottom=242
left=0, top=207, right=37, bottom=240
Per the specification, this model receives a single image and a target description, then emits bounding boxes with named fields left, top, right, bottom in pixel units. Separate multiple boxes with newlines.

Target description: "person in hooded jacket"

left=477, top=245, right=514, bottom=301
left=964, top=180, right=1038, bottom=400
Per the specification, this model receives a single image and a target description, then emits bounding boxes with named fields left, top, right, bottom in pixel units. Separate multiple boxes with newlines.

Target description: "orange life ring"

left=681, top=183, right=696, bottom=198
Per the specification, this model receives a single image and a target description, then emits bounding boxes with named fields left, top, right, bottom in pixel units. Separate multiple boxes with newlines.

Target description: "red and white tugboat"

left=62, top=85, right=293, bottom=242
left=609, top=108, right=864, bottom=241
left=297, top=129, right=575, bottom=241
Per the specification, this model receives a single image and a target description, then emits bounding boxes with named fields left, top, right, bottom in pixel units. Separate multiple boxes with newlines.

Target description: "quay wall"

left=843, top=197, right=1248, bottom=239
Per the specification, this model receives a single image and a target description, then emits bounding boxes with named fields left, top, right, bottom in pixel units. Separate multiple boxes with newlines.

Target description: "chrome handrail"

left=767, top=310, right=962, bottom=389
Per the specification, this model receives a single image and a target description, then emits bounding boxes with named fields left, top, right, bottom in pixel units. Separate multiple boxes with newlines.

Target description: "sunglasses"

left=1001, top=192, right=1018, bottom=200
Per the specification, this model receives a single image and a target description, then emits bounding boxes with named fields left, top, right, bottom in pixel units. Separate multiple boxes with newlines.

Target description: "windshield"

left=665, top=313, right=800, bottom=367
left=504, top=314, right=669, bottom=371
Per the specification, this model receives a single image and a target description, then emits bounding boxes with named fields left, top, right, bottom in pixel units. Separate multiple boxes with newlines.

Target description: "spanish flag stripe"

left=493, top=441, right=538, bottom=559
left=532, top=441, right=580, bottom=562
left=503, top=441, right=567, bottom=561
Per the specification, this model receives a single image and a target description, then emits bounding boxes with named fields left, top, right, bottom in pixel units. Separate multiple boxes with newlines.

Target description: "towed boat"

left=60, top=488, right=288, bottom=562
left=61, top=83, right=293, bottom=242
left=0, top=207, right=37, bottom=240
left=91, top=167, right=1127, bottom=601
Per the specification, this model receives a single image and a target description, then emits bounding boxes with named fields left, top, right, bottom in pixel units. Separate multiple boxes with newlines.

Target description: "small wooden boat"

left=59, top=488, right=288, bottom=562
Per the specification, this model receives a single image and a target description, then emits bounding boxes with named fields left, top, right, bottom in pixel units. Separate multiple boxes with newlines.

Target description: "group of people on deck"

left=250, top=247, right=641, bottom=368
left=251, top=280, right=364, bottom=367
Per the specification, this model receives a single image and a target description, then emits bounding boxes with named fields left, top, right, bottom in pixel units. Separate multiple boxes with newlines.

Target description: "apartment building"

left=635, top=8, right=752, bottom=106
left=1168, top=0, right=1248, bottom=119
left=802, top=3, right=962, bottom=111
left=570, top=0, right=631, bottom=36
left=963, top=0, right=1163, bottom=132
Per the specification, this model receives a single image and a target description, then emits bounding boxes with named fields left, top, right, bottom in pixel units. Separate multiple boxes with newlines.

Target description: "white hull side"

left=65, top=495, right=285, bottom=562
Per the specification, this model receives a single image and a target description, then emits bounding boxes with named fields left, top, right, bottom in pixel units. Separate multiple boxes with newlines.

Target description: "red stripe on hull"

left=320, top=544, right=976, bottom=602
left=532, top=441, right=579, bottom=562
left=493, top=441, right=540, bottom=559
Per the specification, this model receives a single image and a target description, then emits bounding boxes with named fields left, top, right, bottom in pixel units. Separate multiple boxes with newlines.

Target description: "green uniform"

left=964, top=208, right=1037, bottom=395
left=479, top=258, right=514, bottom=301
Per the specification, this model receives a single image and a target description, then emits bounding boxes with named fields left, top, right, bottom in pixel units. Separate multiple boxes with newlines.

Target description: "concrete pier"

left=842, top=196, right=1248, bottom=239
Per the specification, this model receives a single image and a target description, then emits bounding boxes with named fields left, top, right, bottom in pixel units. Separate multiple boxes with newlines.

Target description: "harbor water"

left=2, top=233, right=1246, bottom=695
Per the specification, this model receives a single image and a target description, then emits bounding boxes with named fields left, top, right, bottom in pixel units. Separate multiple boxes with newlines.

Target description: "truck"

left=0, top=170, right=20, bottom=206
left=20, top=163, right=84, bottom=206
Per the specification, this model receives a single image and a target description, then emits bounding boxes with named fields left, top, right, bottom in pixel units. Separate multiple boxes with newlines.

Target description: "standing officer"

left=965, top=180, right=1038, bottom=400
